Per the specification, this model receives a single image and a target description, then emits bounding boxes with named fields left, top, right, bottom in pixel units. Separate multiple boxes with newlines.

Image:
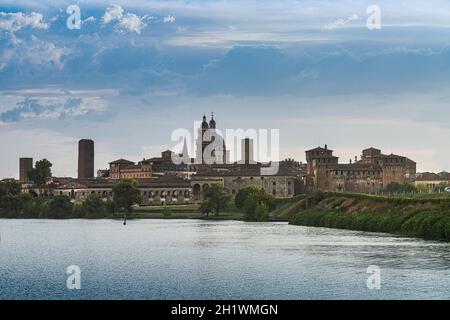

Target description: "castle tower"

left=78, top=139, right=94, bottom=179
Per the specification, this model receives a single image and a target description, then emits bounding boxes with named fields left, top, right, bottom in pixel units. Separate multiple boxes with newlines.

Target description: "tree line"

left=0, top=179, right=142, bottom=219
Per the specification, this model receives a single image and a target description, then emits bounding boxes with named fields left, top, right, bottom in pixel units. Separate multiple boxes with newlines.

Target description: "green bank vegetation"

left=0, top=178, right=141, bottom=219
left=288, top=191, right=450, bottom=241
left=1, top=177, right=283, bottom=222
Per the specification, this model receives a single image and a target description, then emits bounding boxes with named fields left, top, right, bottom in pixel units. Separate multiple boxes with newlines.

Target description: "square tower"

left=19, top=157, right=33, bottom=183
left=78, top=139, right=94, bottom=179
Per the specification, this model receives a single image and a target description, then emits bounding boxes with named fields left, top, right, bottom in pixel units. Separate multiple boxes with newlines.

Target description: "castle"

left=305, top=145, right=416, bottom=193
left=19, top=115, right=417, bottom=204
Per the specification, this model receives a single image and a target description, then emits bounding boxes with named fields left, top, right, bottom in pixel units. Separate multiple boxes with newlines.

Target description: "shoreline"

left=288, top=192, right=450, bottom=242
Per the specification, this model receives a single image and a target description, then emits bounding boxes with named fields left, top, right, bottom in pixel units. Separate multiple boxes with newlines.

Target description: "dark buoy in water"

left=123, top=214, right=127, bottom=226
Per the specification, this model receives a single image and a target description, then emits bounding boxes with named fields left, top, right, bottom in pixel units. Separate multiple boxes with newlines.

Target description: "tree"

left=45, top=195, right=74, bottom=219
left=27, top=159, right=52, bottom=187
left=202, top=184, right=231, bottom=216
left=383, top=182, right=417, bottom=194
left=0, top=179, right=21, bottom=197
left=112, top=179, right=142, bottom=217
left=199, top=201, right=214, bottom=217
left=241, top=187, right=275, bottom=221
left=0, top=179, right=23, bottom=217
left=81, top=193, right=107, bottom=218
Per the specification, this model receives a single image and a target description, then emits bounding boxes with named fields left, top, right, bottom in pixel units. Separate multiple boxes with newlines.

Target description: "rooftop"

left=109, top=159, right=135, bottom=165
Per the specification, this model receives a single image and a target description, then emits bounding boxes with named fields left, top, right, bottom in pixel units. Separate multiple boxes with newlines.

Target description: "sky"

left=1, top=0, right=450, bottom=178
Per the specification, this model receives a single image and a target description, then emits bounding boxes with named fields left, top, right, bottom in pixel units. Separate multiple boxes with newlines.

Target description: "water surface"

left=0, top=219, right=449, bottom=300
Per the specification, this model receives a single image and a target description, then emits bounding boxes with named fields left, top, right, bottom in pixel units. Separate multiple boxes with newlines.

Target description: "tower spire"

left=209, top=111, right=216, bottom=128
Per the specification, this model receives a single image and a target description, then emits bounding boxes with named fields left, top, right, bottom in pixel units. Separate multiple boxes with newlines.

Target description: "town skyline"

left=1, top=113, right=446, bottom=179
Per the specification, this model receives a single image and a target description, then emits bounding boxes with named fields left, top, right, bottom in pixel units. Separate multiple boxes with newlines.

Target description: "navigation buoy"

left=123, top=215, right=127, bottom=226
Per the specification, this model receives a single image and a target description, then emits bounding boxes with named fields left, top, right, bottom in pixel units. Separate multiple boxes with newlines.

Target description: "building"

left=192, top=164, right=296, bottom=201
left=19, top=157, right=33, bottom=183
left=142, top=149, right=195, bottom=178
left=78, top=139, right=94, bottom=179
left=109, top=159, right=152, bottom=180
left=305, top=145, right=417, bottom=193
left=107, top=149, right=195, bottom=181
left=413, top=172, right=450, bottom=190
left=54, top=176, right=191, bottom=205
left=196, top=113, right=227, bottom=165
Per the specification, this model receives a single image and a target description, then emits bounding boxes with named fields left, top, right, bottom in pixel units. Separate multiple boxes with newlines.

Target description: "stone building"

left=305, top=145, right=417, bottom=193
left=192, top=163, right=296, bottom=200
left=54, top=176, right=191, bottom=205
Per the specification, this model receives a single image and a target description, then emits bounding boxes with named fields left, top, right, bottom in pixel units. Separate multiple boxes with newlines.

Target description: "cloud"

left=0, top=97, right=108, bottom=122
left=116, top=13, right=145, bottom=34
left=101, top=4, right=146, bottom=34
left=0, top=35, right=69, bottom=71
left=163, top=15, right=175, bottom=23
left=324, top=14, right=359, bottom=30
left=0, top=11, right=49, bottom=33
left=101, top=4, right=124, bottom=24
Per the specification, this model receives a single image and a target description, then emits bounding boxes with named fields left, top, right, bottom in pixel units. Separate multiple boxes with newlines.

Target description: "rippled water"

left=0, top=219, right=449, bottom=300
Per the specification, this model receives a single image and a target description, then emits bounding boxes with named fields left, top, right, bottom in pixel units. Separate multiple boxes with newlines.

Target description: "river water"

left=0, top=219, right=449, bottom=300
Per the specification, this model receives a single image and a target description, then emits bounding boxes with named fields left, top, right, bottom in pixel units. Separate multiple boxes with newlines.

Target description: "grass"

left=135, top=204, right=200, bottom=213
left=131, top=203, right=245, bottom=220
left=131, top=210, right=245, bottom=221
